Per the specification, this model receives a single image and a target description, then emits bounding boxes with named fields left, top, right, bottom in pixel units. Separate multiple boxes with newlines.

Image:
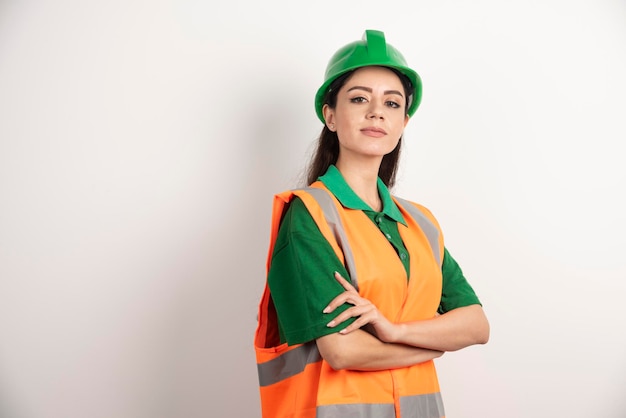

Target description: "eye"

left=350, top=96, right=367, bottom=103
left=386, top=100, right=401, bottom=109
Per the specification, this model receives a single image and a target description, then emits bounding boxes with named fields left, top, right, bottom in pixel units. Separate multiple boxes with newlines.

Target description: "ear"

left=322, top=104, right=336, bottom=131
left=403, top=114, right=410, bottom=128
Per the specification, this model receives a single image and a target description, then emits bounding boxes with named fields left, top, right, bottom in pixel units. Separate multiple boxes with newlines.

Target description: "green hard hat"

left=314, top=29, right=422, bottom=123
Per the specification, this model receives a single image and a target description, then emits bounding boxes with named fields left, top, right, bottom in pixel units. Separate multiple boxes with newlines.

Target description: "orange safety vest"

left=254, top=182, right=446, bottom=418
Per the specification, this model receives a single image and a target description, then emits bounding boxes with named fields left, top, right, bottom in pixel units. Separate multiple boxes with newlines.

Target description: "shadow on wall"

left=0, top=381, right=21, bottom=418
left=157, top=76, right=319, bottom=418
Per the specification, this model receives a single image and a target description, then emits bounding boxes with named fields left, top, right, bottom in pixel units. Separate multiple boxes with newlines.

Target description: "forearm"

left=316, top=329, right=443, bottom=371
left=391, top=304, right=490, bottom=352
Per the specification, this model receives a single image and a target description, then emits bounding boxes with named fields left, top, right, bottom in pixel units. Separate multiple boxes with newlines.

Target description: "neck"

left=335, top=158, right=383, bottom=212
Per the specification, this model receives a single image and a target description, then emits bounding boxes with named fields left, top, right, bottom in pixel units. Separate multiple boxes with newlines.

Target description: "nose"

left=367, top=103, right=384, bottom=120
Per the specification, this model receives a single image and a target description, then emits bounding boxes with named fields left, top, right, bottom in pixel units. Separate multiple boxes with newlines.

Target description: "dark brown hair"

left=305, top=67, right=413, bottom=188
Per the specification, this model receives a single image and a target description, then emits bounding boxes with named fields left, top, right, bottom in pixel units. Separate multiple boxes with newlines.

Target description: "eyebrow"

left=346, top=85, right=404, bottom=98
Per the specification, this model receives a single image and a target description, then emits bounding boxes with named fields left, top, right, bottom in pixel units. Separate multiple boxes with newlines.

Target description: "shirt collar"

left=318, top=165, right=406, bottom=225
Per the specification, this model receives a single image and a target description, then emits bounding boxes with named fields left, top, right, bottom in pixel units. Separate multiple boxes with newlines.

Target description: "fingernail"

left=339, top=329, right=347, bottom=334
left=323, top=306, right=330, bottom=313
left=327, top=320, right=335, bottom=327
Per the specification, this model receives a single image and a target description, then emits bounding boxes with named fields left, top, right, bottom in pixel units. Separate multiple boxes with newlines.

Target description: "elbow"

left=320, top=346, right=351, bottom=371
left=326, top=357, right=348, bottom=371
left=469, top=306, right=490, bottom=346
left=475, top=317, right=490, bottom=345
left=481, top=324, right=490, bottom=344
left=448, top=331, right=489, bottom=352
left=475, top=331, right=489, bottom=346
left=451, top=315, right=490, bottom=351
left=316, top=337, right=351, bottom=371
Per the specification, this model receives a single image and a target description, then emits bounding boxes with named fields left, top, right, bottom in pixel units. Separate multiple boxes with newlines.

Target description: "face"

left=323, top=66, right=410, bottom=164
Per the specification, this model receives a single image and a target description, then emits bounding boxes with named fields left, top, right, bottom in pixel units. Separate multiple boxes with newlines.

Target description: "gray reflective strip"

left=317, top=402, right=395, bottom=418
left=400, top=392, right=445, bottom=418
left=257, top=341, right=321, bottom=387
left=302, top=187, right=360, bottom=290
left=316, top=393, right=444, bottom=418
left=394, top=197, right=441, bottom=266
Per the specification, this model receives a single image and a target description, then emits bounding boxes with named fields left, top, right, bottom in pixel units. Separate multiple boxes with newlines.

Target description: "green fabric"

left=268, top=197, right=356, bottom=346
left=321, top=165, right=406, bottom=225
left=438, top=247, right=481, bottom=314
left=267, top=165, right=482, bottom=346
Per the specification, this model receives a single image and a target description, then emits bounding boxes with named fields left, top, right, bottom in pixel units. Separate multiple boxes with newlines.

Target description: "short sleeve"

left=438, top=247, right=482, bottom=314
left=267, top=197, right=357, bottom=345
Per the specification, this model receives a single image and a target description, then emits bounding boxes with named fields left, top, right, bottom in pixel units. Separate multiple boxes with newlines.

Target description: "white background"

left=1, top=1, right=625, bottom=417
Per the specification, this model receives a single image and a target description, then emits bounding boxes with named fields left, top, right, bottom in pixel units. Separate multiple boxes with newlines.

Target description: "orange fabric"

left=254, top=183, right=445, bottom=418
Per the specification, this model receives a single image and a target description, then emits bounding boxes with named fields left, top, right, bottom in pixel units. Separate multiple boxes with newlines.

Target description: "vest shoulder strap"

left=393, top=196, right=442, bottom=266
left=298, top=186, right=360, bottom=289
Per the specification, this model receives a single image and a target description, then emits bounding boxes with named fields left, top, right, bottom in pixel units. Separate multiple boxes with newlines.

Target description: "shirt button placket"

left=376, top=216, right=391, bottom=241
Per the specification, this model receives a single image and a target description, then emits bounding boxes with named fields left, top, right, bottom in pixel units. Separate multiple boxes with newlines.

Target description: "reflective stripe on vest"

left=316, top=393, right=444, bottom=418
left=255, top=184, right=445, bottom=418
left=257, top=341, right=320, bottom=387
left=393, top=196, right=441, bottom=266
left=400, top=393, right=445, bottom=418
left=304, top=187, right=361, bottom=289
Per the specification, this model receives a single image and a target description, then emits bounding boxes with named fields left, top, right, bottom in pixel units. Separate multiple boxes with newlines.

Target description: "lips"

left=361, top=126, right=387, bottom=137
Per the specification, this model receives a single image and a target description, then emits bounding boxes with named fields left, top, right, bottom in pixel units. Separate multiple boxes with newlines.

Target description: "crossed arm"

left=316, top=272, right=490, bottom=371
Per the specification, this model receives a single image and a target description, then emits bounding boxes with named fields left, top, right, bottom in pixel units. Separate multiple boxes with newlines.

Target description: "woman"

left=255, top=29, right=489, bottom=418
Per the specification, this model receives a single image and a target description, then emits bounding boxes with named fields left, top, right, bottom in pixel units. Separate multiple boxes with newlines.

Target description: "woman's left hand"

left=324, top=271, right=398, bottom=343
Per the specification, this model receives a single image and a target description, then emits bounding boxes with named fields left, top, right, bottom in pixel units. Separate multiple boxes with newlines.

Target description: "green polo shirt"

left=267, top=165, right=481, bottom=346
